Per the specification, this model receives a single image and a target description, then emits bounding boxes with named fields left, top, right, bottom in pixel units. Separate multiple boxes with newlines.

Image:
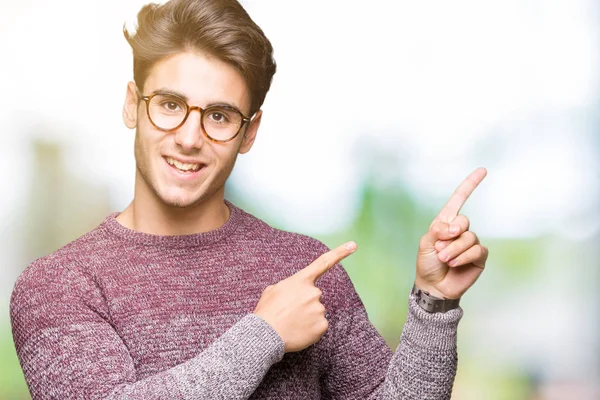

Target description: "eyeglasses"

left=136, top=88, right=252, bottom=143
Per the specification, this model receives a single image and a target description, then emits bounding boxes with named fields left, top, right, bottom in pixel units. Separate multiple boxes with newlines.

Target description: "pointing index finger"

left=436, top=167, right=487, bottom=223
left=297, top=242, right=357, bottom=283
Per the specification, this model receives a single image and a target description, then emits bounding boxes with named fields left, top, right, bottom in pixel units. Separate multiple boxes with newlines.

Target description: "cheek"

left=134, top=129, right=145, bottom=159
left=212, top=144, right=241, bottom=168
left=134, top=127, right=163, bottom=165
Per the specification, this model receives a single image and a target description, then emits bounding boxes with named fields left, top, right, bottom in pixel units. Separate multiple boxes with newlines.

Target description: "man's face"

left=123, top=51, right=260, bottom=209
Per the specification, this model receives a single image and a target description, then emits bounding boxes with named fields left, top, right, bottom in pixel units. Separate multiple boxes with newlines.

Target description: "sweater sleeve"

left=10, top=261, right=285, bottom=400
left=321, top=273, right=462, bottom=399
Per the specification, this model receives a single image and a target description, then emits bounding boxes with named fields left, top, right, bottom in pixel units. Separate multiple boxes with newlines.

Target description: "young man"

left=10, top=0, right=489, bottom=398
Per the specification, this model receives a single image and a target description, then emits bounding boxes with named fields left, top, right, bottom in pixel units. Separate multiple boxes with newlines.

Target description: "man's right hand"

left=253, top=241, right=357, bottom=353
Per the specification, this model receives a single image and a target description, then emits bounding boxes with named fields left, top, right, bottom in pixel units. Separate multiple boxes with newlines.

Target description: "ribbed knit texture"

left=10, top=201, right=462, bottom=399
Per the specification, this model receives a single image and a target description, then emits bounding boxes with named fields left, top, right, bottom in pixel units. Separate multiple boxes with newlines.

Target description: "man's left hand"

left=415, top=167, right=489, bottom=300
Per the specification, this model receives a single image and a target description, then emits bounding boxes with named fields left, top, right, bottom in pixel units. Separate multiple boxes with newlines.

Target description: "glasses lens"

left=202, top=106, right=244, bottom=141
left=148, top=95, right=187, bottom=130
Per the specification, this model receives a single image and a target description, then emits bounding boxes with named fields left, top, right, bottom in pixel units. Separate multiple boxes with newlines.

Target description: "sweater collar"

left=100, top=200, right=244, bottom=248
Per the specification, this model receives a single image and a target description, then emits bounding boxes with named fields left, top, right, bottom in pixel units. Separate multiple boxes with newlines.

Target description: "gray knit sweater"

left=10, top=201, right=462, bottom=399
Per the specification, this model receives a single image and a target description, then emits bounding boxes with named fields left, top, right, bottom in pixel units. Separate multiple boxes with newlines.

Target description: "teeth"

left=166, top=157, right=201, bottom=172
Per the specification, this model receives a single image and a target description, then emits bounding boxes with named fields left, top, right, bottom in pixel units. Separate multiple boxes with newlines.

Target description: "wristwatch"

left=411, top=284, right=461, bottom=313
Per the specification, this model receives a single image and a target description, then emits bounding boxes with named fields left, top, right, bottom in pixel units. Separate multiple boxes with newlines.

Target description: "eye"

left=208, top=111, right=230, bottom=123
left=152, top=94, right=186, bottom=113
left=162, top=101, right=182, bottom=112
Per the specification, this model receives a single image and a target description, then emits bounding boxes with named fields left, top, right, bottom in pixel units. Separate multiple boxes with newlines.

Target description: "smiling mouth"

left=165, top=156, right=203, bottom=173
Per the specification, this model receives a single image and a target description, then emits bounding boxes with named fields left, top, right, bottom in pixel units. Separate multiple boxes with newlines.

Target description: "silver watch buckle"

left=411, top=284, right=460, bottom=313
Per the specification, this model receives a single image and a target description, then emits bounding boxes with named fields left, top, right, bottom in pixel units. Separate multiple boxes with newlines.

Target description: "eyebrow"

left=151, top=87, right=247, bottom=114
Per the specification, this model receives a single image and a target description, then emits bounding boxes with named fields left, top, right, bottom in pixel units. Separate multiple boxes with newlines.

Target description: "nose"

left=173, top=107, right=205, bottom=151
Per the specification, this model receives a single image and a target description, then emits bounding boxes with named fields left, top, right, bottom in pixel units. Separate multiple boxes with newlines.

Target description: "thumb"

left=420, top=222, right=449, bottom=250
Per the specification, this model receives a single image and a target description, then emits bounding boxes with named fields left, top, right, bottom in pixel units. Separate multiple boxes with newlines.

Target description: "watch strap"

left=411, top=284, right=461, bottom=313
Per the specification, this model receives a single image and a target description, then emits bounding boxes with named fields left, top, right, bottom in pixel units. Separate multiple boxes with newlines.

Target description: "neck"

left=117, top=178, right=230, bottom=236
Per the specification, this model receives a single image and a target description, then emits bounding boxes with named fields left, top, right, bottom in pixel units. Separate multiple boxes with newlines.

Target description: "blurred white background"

left=1, top=0, right=598, bottom=398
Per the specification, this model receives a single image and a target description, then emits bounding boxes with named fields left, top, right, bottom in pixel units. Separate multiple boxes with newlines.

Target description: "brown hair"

left=124, top=0, right=276, bottom=115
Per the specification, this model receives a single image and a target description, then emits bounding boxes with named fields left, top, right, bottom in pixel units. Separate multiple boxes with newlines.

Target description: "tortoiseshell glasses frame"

left=136, top=87, right=253, bottom=144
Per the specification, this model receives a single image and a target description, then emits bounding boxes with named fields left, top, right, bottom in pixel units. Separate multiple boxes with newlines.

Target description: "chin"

left=137, top=161, right=225, bottom=210
left=158, top=190, right=205, bottom=209
left=157, top=180, right=225, bottom=209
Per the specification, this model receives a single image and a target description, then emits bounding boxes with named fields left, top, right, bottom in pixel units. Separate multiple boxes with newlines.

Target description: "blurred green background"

left=1, top=0, right=599, bottom=399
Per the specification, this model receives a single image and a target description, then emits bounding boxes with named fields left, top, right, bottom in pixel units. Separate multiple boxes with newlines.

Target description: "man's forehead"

left=144, top=51, right=251, bottom=111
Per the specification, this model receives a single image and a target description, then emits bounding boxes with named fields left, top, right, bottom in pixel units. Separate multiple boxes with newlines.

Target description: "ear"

left=122, top=81, right=139, bottom=129
left=238, top=109, right=262, bottom=154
